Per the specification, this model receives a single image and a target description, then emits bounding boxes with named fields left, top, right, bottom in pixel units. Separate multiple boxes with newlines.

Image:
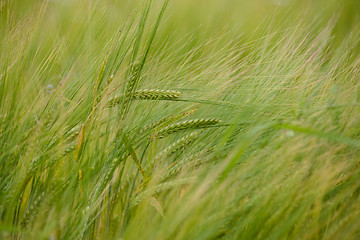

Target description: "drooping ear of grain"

left=64, top=124, right=82, bottom=141
left=21, top=192, right=45, bottom=228
left=133, top=89, right=181, bottom=100
left=107, top=89, right=181, bottom=107
left=155, top=132, right=199, bottom=160
left=154, top=118, right=222, bottom=139
left=139, top=108, right=197, bottom=136
left=147, top=132, right=200, bottom=172
left=139, top=115, right=176, bottom=134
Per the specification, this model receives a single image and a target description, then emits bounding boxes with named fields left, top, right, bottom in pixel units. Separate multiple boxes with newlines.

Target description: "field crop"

left=1, top=0, right=360, bottom=239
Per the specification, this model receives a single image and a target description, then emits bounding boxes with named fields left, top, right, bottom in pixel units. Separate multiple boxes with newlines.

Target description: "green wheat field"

left=1, top=0, right=360, bottom=239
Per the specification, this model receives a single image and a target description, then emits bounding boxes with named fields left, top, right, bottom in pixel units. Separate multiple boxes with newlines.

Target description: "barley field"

left=1, top=0, right=360, bottom=239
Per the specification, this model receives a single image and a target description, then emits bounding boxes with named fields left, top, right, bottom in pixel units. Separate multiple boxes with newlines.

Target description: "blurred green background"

left=4, top=0, right=359, bottom=35
left=2, top=0, right=359, bottom=81
left=3, top=0, right=360, bottom=40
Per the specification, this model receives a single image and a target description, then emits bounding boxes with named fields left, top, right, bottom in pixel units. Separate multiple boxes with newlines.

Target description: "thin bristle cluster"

left=65, top=125, right=81, bottom=141
left=21, top=192, right=45, bottom=227
left=132, top=178, right=195, bottom=207
left=155, top=132, right=199, bottom=159
left=139, top=115, right=174, bottom=134
left=122, top=63, right=142, bottom=113
left=154, top=118, right=222, bottom=138
left=147, top=132, right=200, bottom=172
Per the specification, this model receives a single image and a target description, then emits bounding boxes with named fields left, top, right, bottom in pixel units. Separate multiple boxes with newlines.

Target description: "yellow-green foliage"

left=0, top=0, right=360, bottom=239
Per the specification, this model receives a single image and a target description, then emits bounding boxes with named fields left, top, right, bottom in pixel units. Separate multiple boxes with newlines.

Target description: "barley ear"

left=107, top=89, right=181, bottom=107
left=133, top=89, right=181, bottom=100
left=153, top=118, right=222, bottom=139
